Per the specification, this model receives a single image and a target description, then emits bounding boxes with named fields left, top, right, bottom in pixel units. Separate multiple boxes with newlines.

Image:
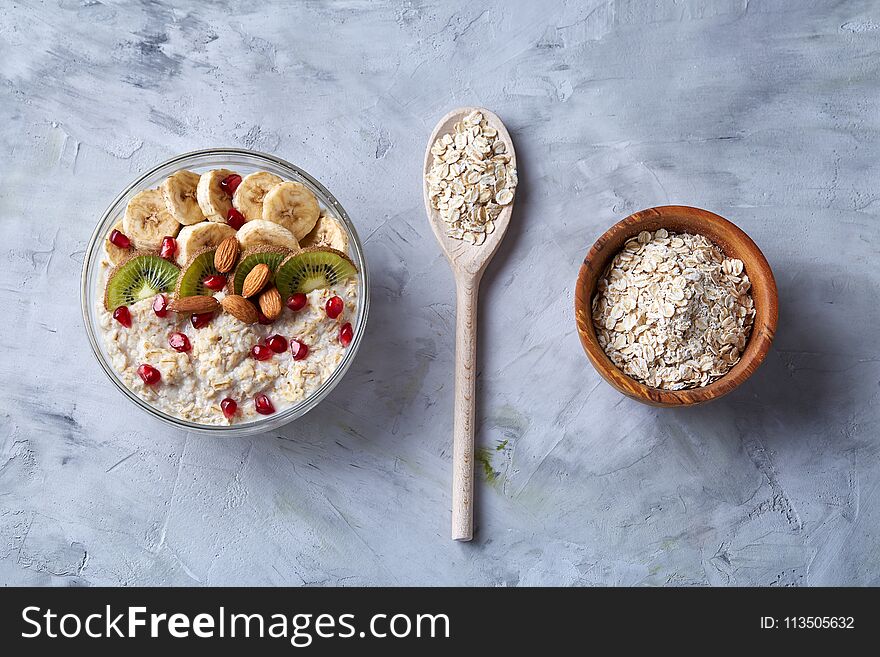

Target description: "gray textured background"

left=1, top=0, right=879, bottom=586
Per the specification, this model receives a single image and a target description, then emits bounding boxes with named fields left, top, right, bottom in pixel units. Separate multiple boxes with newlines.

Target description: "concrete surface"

left=1, top=0, right=879, bottom=586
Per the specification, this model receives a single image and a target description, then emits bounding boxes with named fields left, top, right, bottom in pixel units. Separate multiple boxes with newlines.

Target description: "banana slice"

left=175, top=222, right=237, bottom=266
left=123, top=188, right=181, bottom=250
left=232, top=172, right=283, bottom=220
left=236, top=220, right=300, bottom=251
left=197, top=169, right=236, bottom=222
left=261, top=181, right=320, bottom=240
left=161, top=170, right=205, bottom=225
left=104, top=220, right=130, bottom=265
left=299, top=213, right=349, bottom=252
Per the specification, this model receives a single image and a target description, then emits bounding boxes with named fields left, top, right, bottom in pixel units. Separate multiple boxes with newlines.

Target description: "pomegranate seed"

left=191, top=312, right=214, bottom=329
left=286, top=293, right=307, bottom=312
left=109, top=229, right=131, bottom=249
left=160, top=236, right=177, bottom=260
left=325, top=296, right=344, bottom=319
left=203, top=275, right=226, bottom=291
left=137, top=364, right=161, bottom=386
left=290, top=339, right=309, bottom=361
left=251, top=344, right=273, bottom=361
left=168, top=331, right=191, bottom=353
left=227, top=207, right=246, bottom=230
left=266, top=334, right=288, bottom=353
left=113, top=306, right=131, bottom=328
left=220, top=174, right=242, bottom=196
left=257, top=311, right=273, bottom=325
left=152, top=293, right=169, bottom=318
left=221, top=397, right=237, bottom=420
left=339, top=322, right=353, bottom=347
left=255, top=393, right=275, bottom=415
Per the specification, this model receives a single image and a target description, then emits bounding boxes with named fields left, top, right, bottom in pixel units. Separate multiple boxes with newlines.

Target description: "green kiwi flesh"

left=231, top=249, right=289, bottom=295
left=176, top=248, right=222, bottom=298
left=274, top=247, right=358, bottom=297
left=105, top=253, right=180, bottom=310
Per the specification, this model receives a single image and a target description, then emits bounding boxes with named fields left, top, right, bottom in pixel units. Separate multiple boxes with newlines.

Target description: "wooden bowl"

left=574, top=206, right=778, bottom=406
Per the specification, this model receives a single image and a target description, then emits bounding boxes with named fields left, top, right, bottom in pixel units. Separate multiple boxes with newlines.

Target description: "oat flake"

left=426, top=110, right=517, bottom=244
left=592, top=230, right=756, bottom=390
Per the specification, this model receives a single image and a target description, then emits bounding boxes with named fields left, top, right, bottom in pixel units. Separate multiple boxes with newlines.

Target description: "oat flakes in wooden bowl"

left=574, top=206, right=778, bottom=407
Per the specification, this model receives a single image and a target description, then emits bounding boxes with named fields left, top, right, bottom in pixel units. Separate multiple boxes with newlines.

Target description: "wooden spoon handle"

left=452, top=271, right=480, bottom=541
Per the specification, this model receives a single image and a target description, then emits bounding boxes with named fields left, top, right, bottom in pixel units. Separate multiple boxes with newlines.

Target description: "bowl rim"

left=574, top=205, right=777, bottom=406
left=81, top=147, right=369, bottom=435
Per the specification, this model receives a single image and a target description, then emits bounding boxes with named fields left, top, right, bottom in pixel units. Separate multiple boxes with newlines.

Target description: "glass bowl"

left=81, top=148, right=369, bottom=436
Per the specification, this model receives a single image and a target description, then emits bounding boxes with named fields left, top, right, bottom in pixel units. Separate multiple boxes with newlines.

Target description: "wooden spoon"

left=423, top=107, right=517, bottom=541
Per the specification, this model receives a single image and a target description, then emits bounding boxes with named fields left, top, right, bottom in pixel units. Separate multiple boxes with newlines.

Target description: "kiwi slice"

left=104, top=251, right=180, bottom=310
left=274, top=247, right=358, bottom=297
left=230, top=247, right=290, bottom=295
left=174, top=247, right=223, bottom=298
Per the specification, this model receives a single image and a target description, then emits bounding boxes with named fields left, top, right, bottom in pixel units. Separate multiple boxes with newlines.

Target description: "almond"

left=170, top=295, right=219, bottom=314
left=258, top=286, right=283, bottom=320
left=242, top=263, right=270, bottom=298
left=214, top=236, right=240, bottom=273
left=221, top=294, right=259, bottom=324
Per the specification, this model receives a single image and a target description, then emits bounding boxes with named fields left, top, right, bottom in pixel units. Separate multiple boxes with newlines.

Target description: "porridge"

left=592, top=229, right=755, bottom=390
left=98, top=166, right=359, bottom=425
left=426, top=110, right=517, bottom=245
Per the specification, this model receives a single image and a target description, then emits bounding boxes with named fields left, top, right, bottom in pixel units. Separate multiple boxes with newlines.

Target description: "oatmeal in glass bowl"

left=82, top=149, right=368, bottom=435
